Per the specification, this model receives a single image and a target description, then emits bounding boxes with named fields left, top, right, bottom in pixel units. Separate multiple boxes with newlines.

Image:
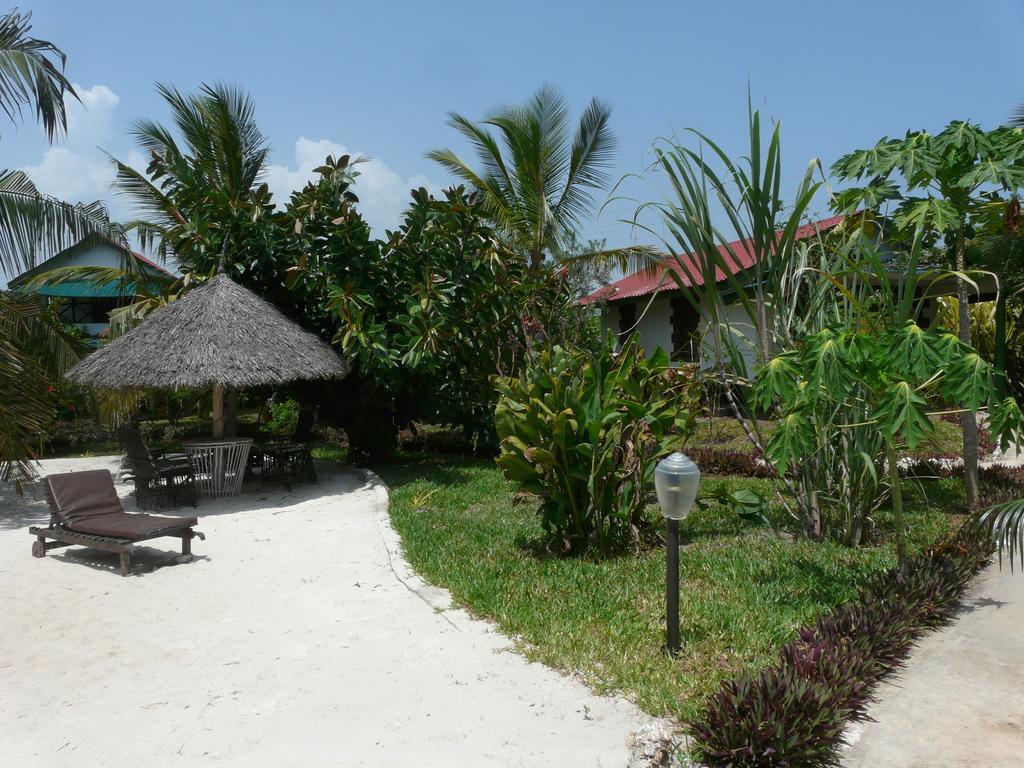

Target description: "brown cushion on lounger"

left=44, top=470, right=198, bottom=540
left=44, top=469, right=125, bottom=527
left=67, top=512, right=198, bottom=540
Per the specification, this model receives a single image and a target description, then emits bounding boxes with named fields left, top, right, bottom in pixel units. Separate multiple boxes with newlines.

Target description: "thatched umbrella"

left=67, top=272, right=349, bottom=437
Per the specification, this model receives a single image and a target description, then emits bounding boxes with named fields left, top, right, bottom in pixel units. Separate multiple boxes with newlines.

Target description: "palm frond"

left=560, top=243, right=662, bottom=276
left=111, top=82, right=270, bottom=267
left=427, top=86, right=617, bottom=269
left=0, top=292, right=85, bottom=490
left=0, top=10, right=75, bottom=141
left=556, top=96, right=615, bottom=226
left=0, top=169, right=116, bottom=277
left=978, top=499, right=1024, bottom=571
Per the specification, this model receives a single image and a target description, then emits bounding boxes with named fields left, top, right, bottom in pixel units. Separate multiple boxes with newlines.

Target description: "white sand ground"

left=0, top=457, right=648, bottom=767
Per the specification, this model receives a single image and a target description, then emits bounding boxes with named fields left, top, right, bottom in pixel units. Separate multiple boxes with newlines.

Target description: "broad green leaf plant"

left=493, top=335, right=699, bottom=553
left=754, top=320, right=1024, bottom=571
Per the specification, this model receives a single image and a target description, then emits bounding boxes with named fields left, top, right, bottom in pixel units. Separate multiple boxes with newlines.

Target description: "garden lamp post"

left=655, top=452, right=701, bottom=655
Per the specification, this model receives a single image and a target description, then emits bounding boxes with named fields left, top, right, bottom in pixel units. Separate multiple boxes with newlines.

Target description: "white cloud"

left=266, top=137, right=441, bottom=235
left=63, top=83, right=119, bottom=151
left=19, top=88, right=441, bottom=237
left=20, top=84, right=140, bottom=222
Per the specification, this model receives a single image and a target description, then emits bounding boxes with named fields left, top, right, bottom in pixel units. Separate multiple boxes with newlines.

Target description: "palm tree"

left=100, top=82, right=274, bottom=436
left=0, top=9, right=116, bottom=487
left=0, top=10, right=113, bottom=278
left=427, top=86, right=642, bottom=272
left=111, top=82, right=272, bottom=271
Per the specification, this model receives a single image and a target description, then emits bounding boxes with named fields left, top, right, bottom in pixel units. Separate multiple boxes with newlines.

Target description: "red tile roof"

left=132, top=250, right=177, bottom=279
left=580, top=214, right=846, bottom=305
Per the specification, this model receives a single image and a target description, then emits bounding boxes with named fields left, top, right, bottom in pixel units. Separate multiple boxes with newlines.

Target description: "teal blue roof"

left=31, top=280, right=153, bottom=298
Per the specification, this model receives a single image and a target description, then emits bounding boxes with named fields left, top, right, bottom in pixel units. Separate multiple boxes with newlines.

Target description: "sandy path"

left=0, top=457, right=646, bottom=767
left=842, top=563, right=1024, bottom=767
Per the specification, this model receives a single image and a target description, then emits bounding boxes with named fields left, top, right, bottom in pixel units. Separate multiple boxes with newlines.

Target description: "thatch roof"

left=67, top=272, right=350, bottom=390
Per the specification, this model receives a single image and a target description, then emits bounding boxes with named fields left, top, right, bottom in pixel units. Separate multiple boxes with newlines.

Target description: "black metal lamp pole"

left=655, top=452, right=700, bottom=658
left=665, top=516, right=681, bottom=655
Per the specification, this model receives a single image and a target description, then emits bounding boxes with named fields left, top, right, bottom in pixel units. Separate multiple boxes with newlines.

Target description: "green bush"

left=261, top=398, right=300, bottom=437
left=493, top=336, right=699, bottom=552
left=44, top=419, right=115, bottom=451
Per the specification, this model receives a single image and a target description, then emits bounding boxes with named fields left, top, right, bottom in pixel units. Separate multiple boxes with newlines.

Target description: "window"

left=56, top=297, right=119, bottom=326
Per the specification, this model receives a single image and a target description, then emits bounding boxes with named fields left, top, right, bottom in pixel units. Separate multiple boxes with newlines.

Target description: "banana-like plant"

left=493, top=335, right=699, bottom=553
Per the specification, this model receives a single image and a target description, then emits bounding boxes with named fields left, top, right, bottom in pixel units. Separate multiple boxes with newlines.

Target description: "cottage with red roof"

left=579, top=214, right=992, bottom=372
left=579, top=215, right=846, bottom=371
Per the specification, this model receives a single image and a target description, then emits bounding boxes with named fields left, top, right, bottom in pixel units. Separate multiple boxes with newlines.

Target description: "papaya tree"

left=832, top=121, right=1024, bottom=506
left=754, top=320, right=1024, bottom=569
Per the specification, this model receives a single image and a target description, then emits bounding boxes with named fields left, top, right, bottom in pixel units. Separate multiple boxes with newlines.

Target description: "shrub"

left=688, top=526, right=992, bottom=767
left=685, top=447, right=774, bottom=479
left=261, top=398, right=300, bottom=437
left=44, top=419, right=115, bottom=451
left=136, top=419, right=209, bottom=446
left=493, top=336, right=699, bottom=552
left=397, top=423, right=487, bottom=456
left=690, top=666, right=849, bottom=768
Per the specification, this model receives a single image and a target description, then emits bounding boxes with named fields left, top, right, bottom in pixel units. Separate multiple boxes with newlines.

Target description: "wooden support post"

left=212, top=384, right=225, bottom=439
left=119, top=551, right=131, bottom=577
left=225, top=388, right=239, bottom=438
left=182, top=531, right=192, bottom=557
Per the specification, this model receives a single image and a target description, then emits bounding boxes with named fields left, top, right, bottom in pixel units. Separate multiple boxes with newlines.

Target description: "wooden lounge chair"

left=29, top=469, right=204, bottom=577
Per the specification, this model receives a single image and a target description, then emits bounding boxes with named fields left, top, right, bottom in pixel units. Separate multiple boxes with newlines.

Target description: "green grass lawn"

left=381, top=457, right=960, bottom=722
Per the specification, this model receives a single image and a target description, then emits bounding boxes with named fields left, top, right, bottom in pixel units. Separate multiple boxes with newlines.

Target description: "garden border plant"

left=687, top=523, right=993, bottom=767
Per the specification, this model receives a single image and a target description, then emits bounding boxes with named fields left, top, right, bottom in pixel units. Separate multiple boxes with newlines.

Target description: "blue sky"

left=1, top=0, right=1022, bottom=273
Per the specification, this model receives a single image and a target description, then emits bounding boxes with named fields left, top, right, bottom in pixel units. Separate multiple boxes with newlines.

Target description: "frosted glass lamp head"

left=655, top=452, right=701, bottom=521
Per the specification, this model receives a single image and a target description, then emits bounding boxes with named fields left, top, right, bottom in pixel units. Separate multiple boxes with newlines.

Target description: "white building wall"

left=601, top=295, right=763, bottom=373
left=600, top=304, right=619, bottom=341
left=698, top=302, right=761, bottom=375
left=45, top=242, right=127, bottom=271
left=633, top=297, right=674, bottom=359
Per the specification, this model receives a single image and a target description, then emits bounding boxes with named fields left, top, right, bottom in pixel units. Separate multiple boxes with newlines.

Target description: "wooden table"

left=184, top=438, right=253, bottom=499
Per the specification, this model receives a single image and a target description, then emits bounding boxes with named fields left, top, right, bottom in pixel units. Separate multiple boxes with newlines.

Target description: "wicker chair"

left=249, top=407, right=318, bottom=490
left=119, top=426, right=197, bottom=510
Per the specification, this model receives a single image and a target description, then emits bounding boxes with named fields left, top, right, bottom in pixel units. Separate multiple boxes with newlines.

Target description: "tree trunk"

left=955, top=224, right=979, bottom=507
left=211, top=385, right=225, bottom=439
left=995, top=290, right=1008, bottom=399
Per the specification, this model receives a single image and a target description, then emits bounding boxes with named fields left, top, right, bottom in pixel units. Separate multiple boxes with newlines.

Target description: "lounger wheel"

left=31, top=539, right=45, bottom=558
